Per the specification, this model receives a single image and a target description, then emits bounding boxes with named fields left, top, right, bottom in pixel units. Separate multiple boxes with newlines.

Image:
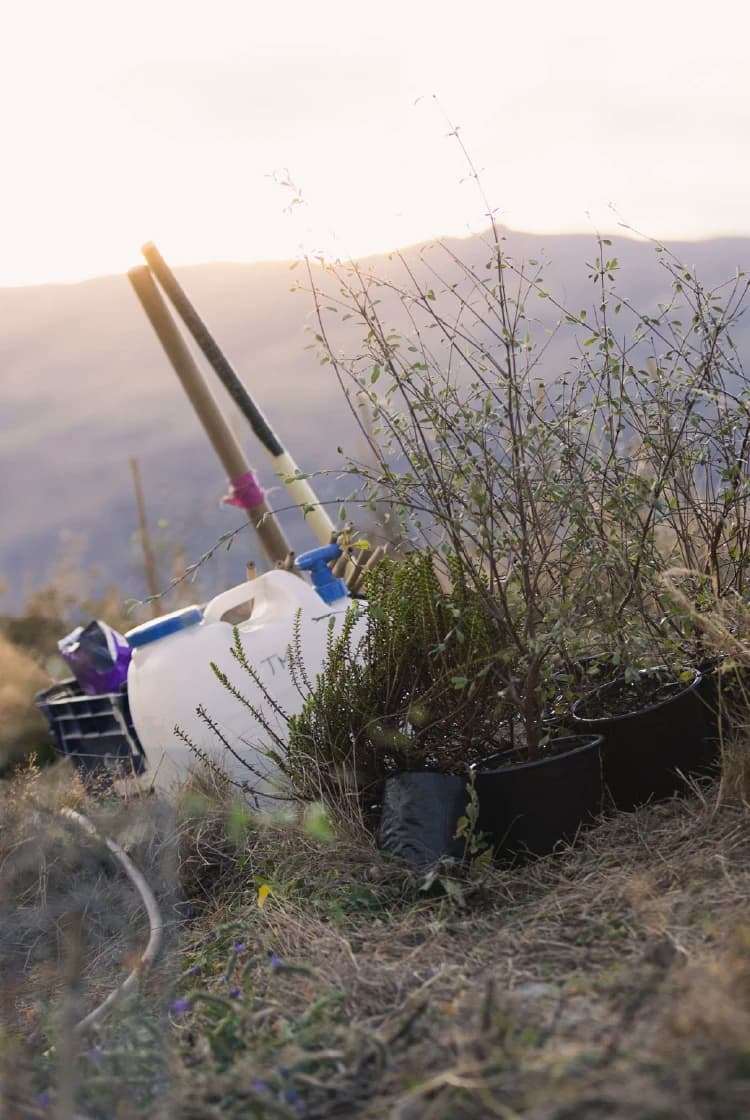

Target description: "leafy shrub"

left=285, top=551, right=509, bottom=799
left=300, top=216, right=750, bottom=747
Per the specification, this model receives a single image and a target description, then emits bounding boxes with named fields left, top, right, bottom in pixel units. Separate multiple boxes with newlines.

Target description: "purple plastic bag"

left=58, top=620, right=132, bottom=695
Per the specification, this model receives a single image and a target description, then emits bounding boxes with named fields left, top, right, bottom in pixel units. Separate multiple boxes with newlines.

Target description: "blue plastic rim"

left=125, top=605, right=203, bottom=648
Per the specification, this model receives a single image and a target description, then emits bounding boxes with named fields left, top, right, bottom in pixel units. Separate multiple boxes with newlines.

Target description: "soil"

left=574, top=668, right=699, bottom=721
left=477, top=734, right=599, bottom=771
left=553, top=654, right=621, bottom=689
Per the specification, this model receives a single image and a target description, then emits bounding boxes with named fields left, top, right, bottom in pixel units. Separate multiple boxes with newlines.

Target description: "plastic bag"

left=378, top=772, right=469, bottom=865
left=58, top=620, right=132, bottom=696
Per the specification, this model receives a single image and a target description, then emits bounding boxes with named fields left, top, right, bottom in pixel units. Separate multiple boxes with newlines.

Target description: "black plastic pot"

left=473, top=734, right=604, bottom=864
left=545, top=654, right=621, bottom=731
left=377, top=771, right=469, bottom=866
left=571, top=667, right=717, bottom=812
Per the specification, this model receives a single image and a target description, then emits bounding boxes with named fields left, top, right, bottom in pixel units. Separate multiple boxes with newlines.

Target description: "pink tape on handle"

left=222, top=470, right=265, bottom=511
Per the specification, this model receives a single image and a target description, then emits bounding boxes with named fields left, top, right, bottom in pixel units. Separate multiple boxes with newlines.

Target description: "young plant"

left=285, top=551, right=510, bottom=795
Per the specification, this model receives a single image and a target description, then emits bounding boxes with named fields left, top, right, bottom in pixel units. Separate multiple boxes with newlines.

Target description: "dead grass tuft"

left=0, top=633, right=53, bottom=771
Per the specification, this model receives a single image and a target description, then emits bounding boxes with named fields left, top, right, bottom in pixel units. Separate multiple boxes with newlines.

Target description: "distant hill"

left=2, top=230, right=749, bottom=613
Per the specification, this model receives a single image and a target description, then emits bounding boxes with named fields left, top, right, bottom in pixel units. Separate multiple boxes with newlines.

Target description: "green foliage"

left=285, top=551, right=509, bottom=796
left=453, top=771, right=491, bottom=862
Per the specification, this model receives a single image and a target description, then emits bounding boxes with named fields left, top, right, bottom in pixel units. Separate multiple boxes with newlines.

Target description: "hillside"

left=2, top=230, right=749, bottom=612
left=0, top=260, right=345, bottom=611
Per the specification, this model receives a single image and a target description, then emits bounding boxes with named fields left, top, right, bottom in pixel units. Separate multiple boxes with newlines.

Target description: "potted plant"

left=291, top=206, right=750, bottom=850
left=554, top=239, right=750, bottom=804
left=283, top=548, right=609, bottom=866
left=569, top=665, right=714, bottom=811
left=285, top=550, right=513, bottom=864
left=298, top=224, right=614, bottom=863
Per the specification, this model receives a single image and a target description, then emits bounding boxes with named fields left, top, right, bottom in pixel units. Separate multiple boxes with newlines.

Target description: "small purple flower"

left=171, top=998, right=191, bottom=1014
left=232, top=941, right=247, bottom=953
left=251, top=1077, right=270, bottom=1093
left=188, top=965, right=201, bottom=977
left=269, top=953, right=282, bottom=973
left=229, top=986, right=241, bottom=999
left=35, top=1092, right=50, bottom=1108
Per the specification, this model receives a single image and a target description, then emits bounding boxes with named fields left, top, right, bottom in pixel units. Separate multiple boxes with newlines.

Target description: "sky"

left=2, top=0, right=749, bottom=287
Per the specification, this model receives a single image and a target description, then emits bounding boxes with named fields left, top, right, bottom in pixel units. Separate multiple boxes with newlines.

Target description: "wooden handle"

left=128, top=266, right=291, bottom=568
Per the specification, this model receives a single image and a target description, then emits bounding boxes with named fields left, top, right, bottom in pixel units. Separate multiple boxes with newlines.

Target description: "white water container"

left=125, top=568, right=365, bottom=804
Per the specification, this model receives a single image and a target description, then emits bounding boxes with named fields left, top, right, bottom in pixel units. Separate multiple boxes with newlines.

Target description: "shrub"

left=285, top=551, right=509, bottom=799
left=299, top=216, right=750, bottom=747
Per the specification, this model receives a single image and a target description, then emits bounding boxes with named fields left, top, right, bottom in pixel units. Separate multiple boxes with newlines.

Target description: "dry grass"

left=183, top=788, right=750, bottom=1120
left=1, top=755, right=748, bottom=1119
left=0, top=633, right=53, bottom=772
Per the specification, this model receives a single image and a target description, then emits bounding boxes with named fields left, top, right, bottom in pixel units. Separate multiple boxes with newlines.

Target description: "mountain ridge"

left=3, top=229, right=749, bottom=613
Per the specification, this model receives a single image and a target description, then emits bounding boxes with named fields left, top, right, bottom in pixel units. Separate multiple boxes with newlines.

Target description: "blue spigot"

left=296, top=543, right=350, bottom=604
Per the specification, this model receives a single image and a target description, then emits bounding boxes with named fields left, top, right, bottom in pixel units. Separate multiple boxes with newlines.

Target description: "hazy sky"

left=2, top=0, right=749, bottom=286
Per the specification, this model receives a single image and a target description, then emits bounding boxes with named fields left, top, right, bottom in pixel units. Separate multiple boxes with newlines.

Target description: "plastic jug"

left=125, top=563, right=366, bottom=803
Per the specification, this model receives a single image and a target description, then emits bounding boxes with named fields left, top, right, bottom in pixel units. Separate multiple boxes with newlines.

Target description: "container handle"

left=202, top=580, right=257, bottom=625
left=202, top=571, right=324, bottom=626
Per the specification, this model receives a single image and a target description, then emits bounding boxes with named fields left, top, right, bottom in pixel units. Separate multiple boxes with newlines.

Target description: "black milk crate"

left=35, top=679, right=146, bottom=776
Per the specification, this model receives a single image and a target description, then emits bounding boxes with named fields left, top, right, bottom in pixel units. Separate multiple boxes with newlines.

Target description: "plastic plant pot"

left=571, top=667, right=716, bottom=812
left=473, top=734, right=604, bottom=864
left=378, top=771, right=470, bottom=866
left=545, top=654, right=621, bottom=731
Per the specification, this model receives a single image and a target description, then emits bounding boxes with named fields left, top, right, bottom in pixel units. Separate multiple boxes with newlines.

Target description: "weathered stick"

left=348, top=544, right=386, bottom=596
left=129, top=456, right=160, bottom=615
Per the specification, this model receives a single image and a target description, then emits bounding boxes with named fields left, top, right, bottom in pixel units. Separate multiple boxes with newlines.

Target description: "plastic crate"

left=35, top=679, right=146, bottom=776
